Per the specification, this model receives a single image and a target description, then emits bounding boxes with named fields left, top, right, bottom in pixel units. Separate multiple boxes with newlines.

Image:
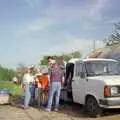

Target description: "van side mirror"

left=80, top=72, right=85, bottom=78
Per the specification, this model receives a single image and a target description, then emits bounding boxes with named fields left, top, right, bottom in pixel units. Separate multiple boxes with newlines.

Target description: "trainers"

left=45, top=108, right=51, bottom=112
left=54, top=108, right=58, bottom=112
left=20, top=105, right=30, bottom=109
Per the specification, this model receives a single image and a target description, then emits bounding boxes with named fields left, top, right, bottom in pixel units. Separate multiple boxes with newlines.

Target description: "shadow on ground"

left=58, top=101, right=120, bottom=119
left=9, top=96, right=120, bottom=119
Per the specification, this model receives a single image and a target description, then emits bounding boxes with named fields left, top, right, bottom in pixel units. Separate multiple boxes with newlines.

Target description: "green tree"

left=40, top=51, right=81, bottom=65
left=16, top=63, right=26, bottom=82
left=40, top=56, right=49, bottom=65
left=104, top=22, right=120, bottom=46
left=70, top=51, right=81, bottom=58
left=0, top=66, right=17, bottom=81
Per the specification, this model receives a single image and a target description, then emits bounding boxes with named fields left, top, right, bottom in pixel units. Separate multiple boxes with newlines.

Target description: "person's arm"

left=35, top=77, right=42, bottom=88
left=48, top=75, right=50, bottom=84
left=62, top=76, right=65, bottom=85
left=21, top=75, right=26, bottom=91
left=49, top=69, right=53, bottom=84
left=37, top=82, right=42, bottom=88
left=49, top=74, right=52, bottom=84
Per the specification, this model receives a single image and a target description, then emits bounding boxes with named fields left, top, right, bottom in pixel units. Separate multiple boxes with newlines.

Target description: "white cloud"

left=20, top=0, right=110, bottom=36
left=41, top=0, right=108, bottom=22
left=16, top=0, right=107, bottom=62
left=27, top=18, right=55, bottom=32
left=107, top=18, right=120, bottom=24
left=25, top=0, right=40, bottom=8
left=25, top=0, right=109, bottom=23
left=89, top=0, right=108, bottom=20
left=17, top=17, right=56, bottom=36
left=45, top=33, right=104, bottom=57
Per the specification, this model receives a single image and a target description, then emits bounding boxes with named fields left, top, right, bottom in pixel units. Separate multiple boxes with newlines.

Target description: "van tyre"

left=85, top=96, right=102, bottom=117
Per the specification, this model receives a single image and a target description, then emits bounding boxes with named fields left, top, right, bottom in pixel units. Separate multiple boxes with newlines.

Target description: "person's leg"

left=30, top=85, right=35, bottom=104
left=55, top=82, right=61, bottom=110
left=35, top=88, right=38, bottom=101
left=45, top=91, right=48, bottom=105
left=31, top=85, right=36, bottom=99
left=44, top=90, right=48, bottom=106
left=40, top=89, right=44, bottom=106
left=46, top=83, right=56, bottom=111
left=37, top=88, right=41, bottom=107
left=24, top=84, right=31, bottom=108
left=41, top=91, right=46, bottom=106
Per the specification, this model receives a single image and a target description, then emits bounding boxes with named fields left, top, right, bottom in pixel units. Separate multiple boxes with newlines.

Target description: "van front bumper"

left=99, top=98, right=120, bottom=108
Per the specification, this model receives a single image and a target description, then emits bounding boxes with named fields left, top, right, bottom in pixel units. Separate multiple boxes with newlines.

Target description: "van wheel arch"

left=85, top=95, right=98, bottom=105
left=85, top=95, right=102, bottom=117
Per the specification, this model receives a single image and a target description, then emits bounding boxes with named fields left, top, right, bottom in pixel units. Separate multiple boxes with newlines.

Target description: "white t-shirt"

left=22, top=73, right=34, bottom=84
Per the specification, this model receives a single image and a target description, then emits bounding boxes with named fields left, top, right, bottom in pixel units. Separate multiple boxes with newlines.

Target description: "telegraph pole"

left=93, top=40, right=96, bottom=50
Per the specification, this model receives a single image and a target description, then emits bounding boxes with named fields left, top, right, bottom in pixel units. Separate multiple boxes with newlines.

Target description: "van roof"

left=83, top=58, right=118, bottom=62
left=68, top=58, right=118, bottom=63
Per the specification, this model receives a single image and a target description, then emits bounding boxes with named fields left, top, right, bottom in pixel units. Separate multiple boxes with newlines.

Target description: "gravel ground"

left=0, top=103, right=120, bottom=120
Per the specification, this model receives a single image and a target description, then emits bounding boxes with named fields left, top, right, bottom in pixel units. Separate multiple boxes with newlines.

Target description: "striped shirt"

left=50, top=67, right=64, bottom=83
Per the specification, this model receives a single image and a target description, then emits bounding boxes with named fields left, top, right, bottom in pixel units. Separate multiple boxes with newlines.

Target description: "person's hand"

left=35, top=77, right=39, bottom=82
left=48, top=83, right=51, bottom=88
left=22, top=84, right=26, bottom=92
left=61, top=76, right=65, bottom=85
left=37, top=83, right=42, bottom=88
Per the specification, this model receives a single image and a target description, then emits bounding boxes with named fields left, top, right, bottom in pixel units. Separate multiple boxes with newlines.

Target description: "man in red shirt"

left=46, top=62, right=64, bottom=112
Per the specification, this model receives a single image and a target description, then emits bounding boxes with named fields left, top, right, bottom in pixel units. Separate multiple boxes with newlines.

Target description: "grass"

left=0, top=81, right=23, bottom=96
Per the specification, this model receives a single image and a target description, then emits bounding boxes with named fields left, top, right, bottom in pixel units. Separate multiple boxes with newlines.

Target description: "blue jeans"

left=47, top=82, right=61, bottom=110
left=24, top=84, right=32, bottom=107
left=31, top=85, right=36, bottom=99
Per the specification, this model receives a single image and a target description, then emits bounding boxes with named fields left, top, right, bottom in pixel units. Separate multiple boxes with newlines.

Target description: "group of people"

left=21, top=56, right=66, bottom=112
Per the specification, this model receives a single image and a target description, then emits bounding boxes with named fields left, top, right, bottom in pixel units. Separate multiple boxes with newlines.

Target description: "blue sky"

left=0, top=0, right=120, bottom=68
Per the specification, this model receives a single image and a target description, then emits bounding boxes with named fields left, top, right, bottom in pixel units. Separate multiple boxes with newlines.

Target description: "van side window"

left=75, top=62, right=82, bottom=76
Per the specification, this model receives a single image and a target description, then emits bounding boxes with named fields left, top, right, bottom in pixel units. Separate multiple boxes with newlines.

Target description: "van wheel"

left=85, top=96, right=102, bottom=117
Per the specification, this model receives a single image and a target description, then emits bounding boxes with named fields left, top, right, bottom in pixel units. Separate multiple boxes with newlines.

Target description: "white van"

left=61, top=58, right=120, bottom=117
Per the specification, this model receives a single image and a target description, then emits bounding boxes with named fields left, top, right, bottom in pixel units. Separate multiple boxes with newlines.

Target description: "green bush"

left=0, top=82, right=23, bottom=96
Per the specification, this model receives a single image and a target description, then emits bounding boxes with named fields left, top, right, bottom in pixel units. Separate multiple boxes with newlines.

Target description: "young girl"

left=21, top=68, right=33, bottom=108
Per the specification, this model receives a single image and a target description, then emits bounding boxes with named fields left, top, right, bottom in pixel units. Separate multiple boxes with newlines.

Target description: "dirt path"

left=0, top=104, right=120, bottom=120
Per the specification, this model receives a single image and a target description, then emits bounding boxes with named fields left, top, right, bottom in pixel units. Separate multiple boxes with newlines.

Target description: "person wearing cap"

left=45, top=61, right=64, bottom=112
left=36, top=67, right=50, bottom=107
left=21, top=68, right=34, bottom=109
